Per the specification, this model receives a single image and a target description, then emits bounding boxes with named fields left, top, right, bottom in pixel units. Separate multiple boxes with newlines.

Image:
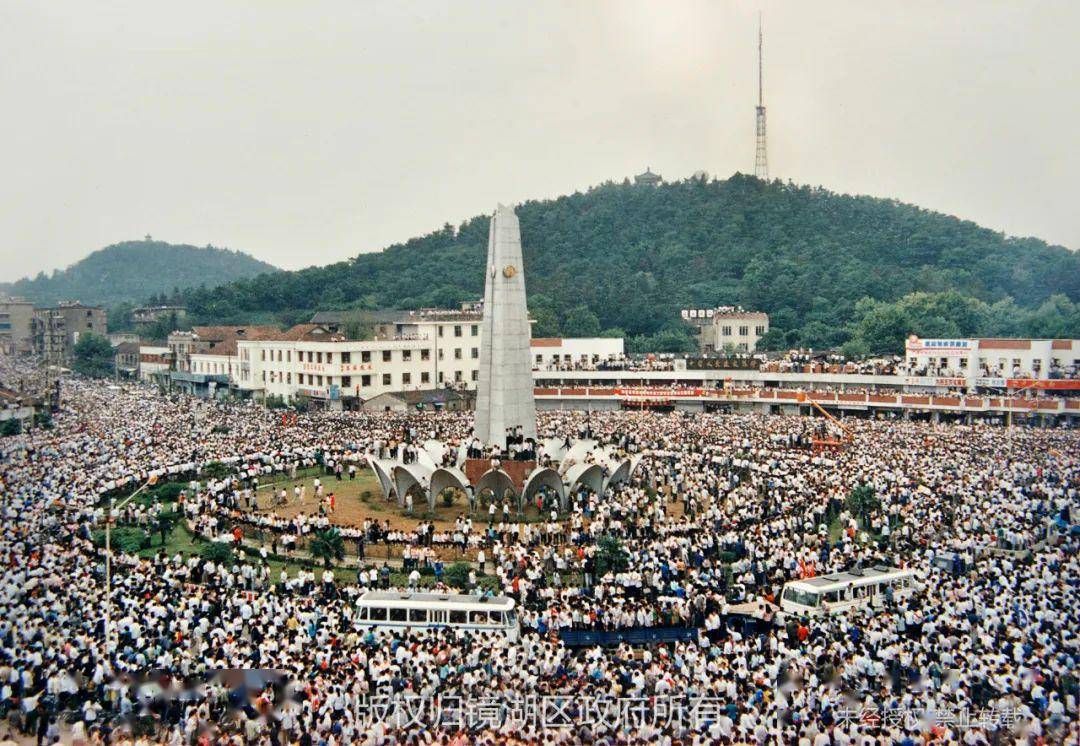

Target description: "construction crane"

left=797, top=392, right=854, bottom=452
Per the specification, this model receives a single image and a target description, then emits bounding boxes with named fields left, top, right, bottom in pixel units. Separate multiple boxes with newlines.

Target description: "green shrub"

left=201, top=461, right=231, bottom=480
left=93, top=527, right=149, bottom=554
left=200, top=541, right=235, bottom=564
left=442, top=562, right=472, bottom=588
left=153, top=483, right=185, bottom=503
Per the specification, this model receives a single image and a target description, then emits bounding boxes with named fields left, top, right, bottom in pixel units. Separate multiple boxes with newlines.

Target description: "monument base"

left=463, top=458, right=536, bottom=493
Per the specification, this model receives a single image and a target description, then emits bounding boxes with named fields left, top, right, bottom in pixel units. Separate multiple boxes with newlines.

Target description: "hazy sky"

left=2, top=0, right=1077, bottom=281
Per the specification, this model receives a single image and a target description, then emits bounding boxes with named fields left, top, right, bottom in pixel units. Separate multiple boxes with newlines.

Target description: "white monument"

left=474, top=204, right=537, bottom=446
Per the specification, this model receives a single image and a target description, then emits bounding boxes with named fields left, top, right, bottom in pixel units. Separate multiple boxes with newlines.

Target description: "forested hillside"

left=2, top=240, right=278, bottom=307
left=182, top=175, right=1080, bottom=353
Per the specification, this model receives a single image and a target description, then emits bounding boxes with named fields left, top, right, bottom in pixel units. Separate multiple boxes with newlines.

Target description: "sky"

left=1, top=0, right=1077, bottom=281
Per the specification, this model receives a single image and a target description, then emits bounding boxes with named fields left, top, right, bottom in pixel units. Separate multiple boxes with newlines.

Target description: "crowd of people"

left=0, top=360, right=1077, bottom=744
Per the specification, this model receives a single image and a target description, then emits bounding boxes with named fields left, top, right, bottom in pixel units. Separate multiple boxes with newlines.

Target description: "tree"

left=846, top=484, right=881, bottom=524
left=595, top=535, right=630, bottom=576
left=309, top=529, right=345, bottom=568
left=562, top=304, right=601, bottom=337
left=72, top=333, right=116, bottom=378
left=1, top=419, right=21, bottom=437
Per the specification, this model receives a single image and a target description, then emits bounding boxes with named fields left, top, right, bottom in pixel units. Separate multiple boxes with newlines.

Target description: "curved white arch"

left=473, top=469, right=517, bottom=502
left=604, top=459, right=632, bottom=492
left=523, top=466, right=567, bottom=511
left=422, top=439, right=447, bottom=466
left=562, top=438, right=598, bottom=469
left=428, top=466, right=470, bottom=511
left=392, top=463, right=433, bottom=508
left=369, top=459, right=396, bottom=501
left=541, top=437, right=570, bottom=462
left=564, top=462, right=604, bottom=497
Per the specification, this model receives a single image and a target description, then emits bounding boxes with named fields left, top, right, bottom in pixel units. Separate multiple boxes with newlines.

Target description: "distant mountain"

left=1, top=240, right=278, bottom=307
left=181, top=174, right=1079, bottom=353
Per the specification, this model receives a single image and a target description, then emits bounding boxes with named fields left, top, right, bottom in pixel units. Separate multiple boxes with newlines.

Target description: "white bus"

left=354, top=591, right=519, bottom=640
left=780, top=565, right=916, bottom=616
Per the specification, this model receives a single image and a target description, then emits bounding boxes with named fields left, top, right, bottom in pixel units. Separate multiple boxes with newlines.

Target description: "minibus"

left=780, top=565, right=916, bottom=616
left=354, top=591, right=519, bottom=640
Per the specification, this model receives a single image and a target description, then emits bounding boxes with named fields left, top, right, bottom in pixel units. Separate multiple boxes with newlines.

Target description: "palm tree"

left=309, top=528, right=345, bottom=568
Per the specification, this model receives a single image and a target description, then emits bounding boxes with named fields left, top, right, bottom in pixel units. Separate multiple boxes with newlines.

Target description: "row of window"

left=719, top=325, right=767, bottom=337
left=261, top=369, right=480, bottom=388
left=257, top=347, right=483, bottom=364
left=436, top=324, right=480, bottom=338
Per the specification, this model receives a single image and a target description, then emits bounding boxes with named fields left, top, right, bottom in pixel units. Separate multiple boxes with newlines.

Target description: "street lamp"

left=103, top=476, right=154, bottom=664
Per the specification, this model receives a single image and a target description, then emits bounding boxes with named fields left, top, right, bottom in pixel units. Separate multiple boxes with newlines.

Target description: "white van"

left=354, top=591, right=519, bottom=640
left=780, top=565, right=916, bottom=616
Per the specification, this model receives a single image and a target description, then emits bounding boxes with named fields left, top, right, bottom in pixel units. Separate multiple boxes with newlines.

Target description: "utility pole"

left=754, top=12, right=769, bottom=180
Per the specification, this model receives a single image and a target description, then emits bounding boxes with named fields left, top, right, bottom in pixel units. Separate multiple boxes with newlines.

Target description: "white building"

left=138, top=345, right=172, bottom=382
left=531, top=337, right=625, bottom=369
left=905, top=336, right=1079, bottom=388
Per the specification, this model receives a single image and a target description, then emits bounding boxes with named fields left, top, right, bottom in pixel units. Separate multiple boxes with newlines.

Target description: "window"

left=361, top=351, right=371, bottom=363
left=738, top=326, right=749, bottom=336
left=261, top=350, right=265, bottom=362
left=317, top=352, right=323, bottom=364
left=471, top=370, right=479, bottom=382
left=286, top=351, right=291, bottom=362
left=325, top=352, right=334, bottom=364
left=342, top=376, right=351, bottom=387
left=421, top=372, right=430, bottom=384
left=438, top=326, right=444, bottom=337
left=317, top=375, right=324, bottom=386
left=721, top=326, right=732, bottom=336
left=449, top=610, right=467, bottom=624
left=382, top=373, right=391, bottom=385
left=471, top=347, right=479, bottom=359
left=421, top=349, right=430, bottom=361
left=454, top=325, right=462, bottom=337
left=471, top=324, right=479, bottom=336
left=362, top=375, right=371, bottom=386
left=402, top=372, right=411, bottom=385
left=536, top=354, right=543, bottom=364
left=454, top=370, right=463, bottom=382
left=389, top=608, right=407, bottom=622
left=438, top=349, right=444, bottom=360
left=368, top=607, right=387, bottom=621
left=341, top=351, right=351, bottom=364
left=286, top=373, right=291, bottom=384
left=408, top=609, right=427, bottom=623
left=379, top=350, right=389, bottom=362
left=438, top=372, right=444, bottom=383
left=454, top=348, right=462, bottom=360
left=402, top=349, right=411, bottom=361
left=755, top=325, right=765, bottom=335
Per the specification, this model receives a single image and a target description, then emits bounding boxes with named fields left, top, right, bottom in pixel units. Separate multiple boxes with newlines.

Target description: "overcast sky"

left=1, top=0, right=1077, bottom=281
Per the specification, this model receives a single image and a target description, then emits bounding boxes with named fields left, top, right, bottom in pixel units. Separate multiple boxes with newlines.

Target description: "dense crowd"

left=0, top=363, right=1077, bottom=744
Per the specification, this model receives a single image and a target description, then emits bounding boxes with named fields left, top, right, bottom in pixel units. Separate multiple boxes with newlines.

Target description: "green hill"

left=181, top=175, right=1080, bottom=353
left=2, top=240, right=278, bottom=307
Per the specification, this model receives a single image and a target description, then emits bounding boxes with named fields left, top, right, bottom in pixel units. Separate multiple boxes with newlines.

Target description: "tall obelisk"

left=474, top=204, right=537, bottom=446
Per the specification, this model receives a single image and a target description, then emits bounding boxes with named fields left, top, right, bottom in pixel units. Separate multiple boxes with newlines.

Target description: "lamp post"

left=103, top=477, right=153, bottom=665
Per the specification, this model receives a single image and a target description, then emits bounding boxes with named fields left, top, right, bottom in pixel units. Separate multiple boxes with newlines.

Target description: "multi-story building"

left=31, top=303, right=107, bottom=365
left=138, top=345, right=172, bottom=383
left=905, top=336, right=1080, bottom=387
left=113, top=342, right=141, bottom=379
left=682, top=306, right=769, bottom=353
left=0, top=299, right=34, bottom=355
left=132, top=305, right=187, bottom=328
